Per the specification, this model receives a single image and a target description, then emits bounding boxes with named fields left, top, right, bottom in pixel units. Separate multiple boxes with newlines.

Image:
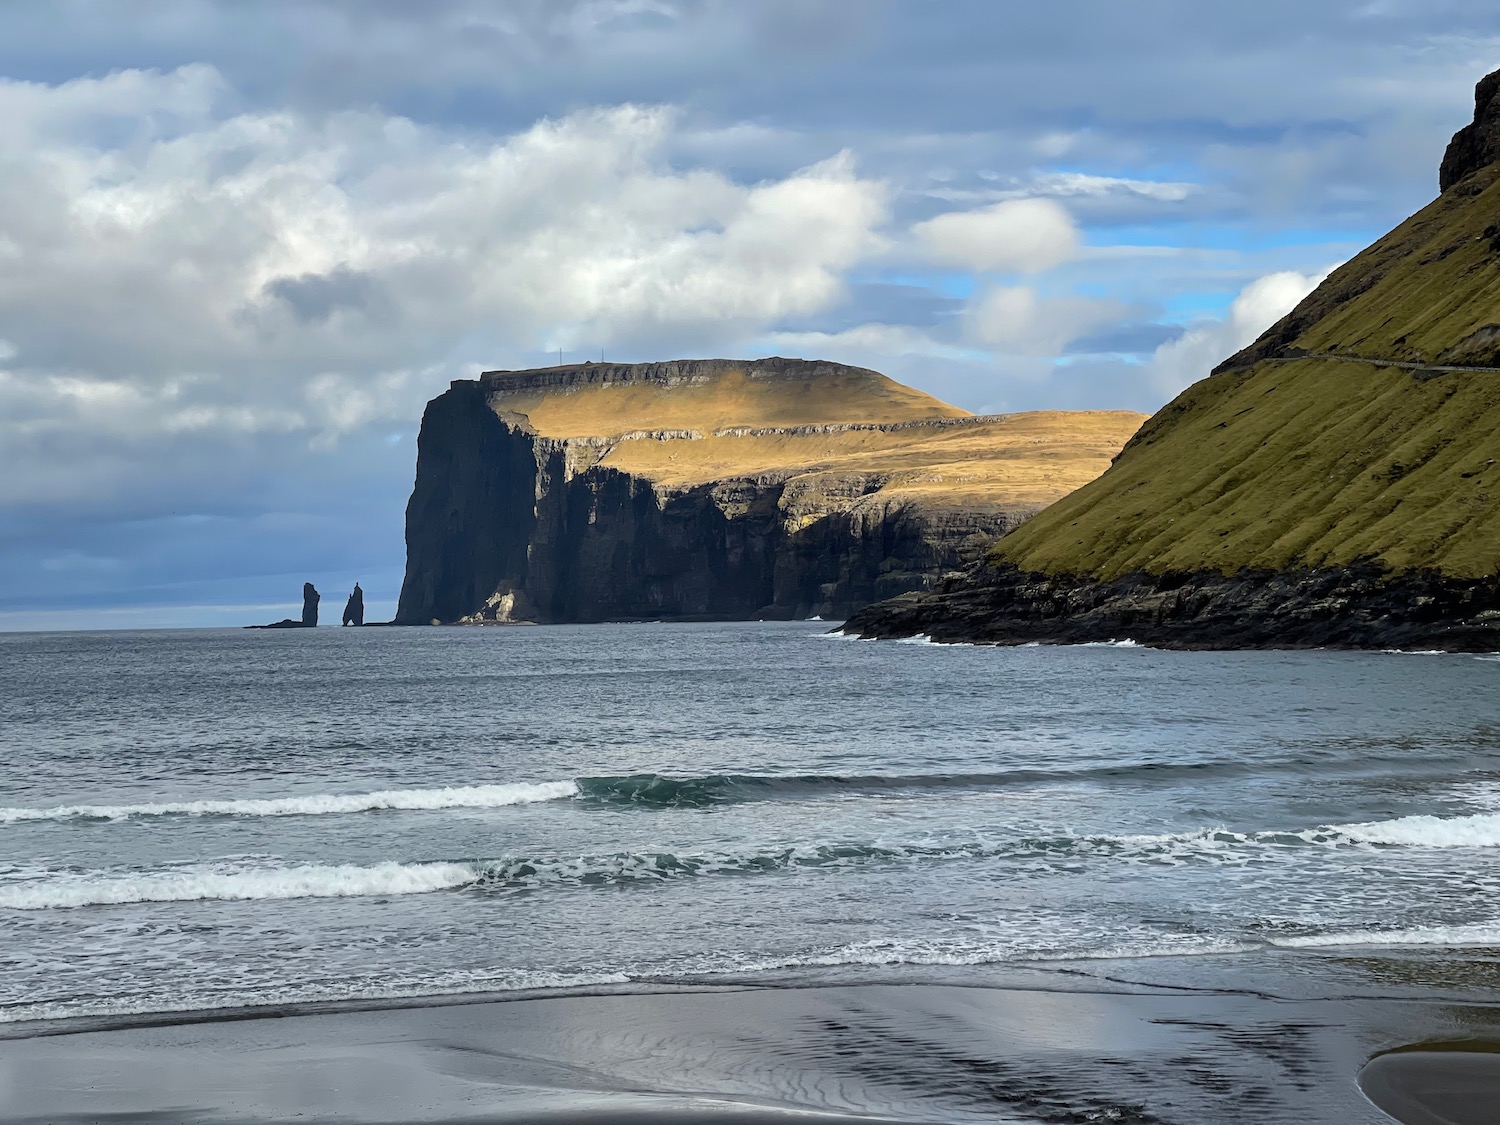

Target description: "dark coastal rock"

left=246, top=583, right=320, bottom=629
left=1441, top=69, right=1500, bottom=192
left=342, top=583, right=364, bottom=626
left=393, top=386, right=1004, bottom=623
left=842, top=563, right=1500, bottom=651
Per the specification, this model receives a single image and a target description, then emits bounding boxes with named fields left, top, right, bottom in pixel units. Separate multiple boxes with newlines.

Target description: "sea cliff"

left=394, top=358, right=1142, bottom=624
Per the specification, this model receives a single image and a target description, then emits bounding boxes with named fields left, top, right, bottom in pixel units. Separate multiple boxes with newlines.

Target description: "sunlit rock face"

left=393, top=358, right=1141, bottom=624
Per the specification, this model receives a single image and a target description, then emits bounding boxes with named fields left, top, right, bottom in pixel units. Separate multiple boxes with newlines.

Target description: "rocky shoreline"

left=841, top=563, right=1500, bottom=651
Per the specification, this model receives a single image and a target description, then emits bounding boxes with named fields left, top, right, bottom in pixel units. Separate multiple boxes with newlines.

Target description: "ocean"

left=3, top=620, right=1499, bottom=1034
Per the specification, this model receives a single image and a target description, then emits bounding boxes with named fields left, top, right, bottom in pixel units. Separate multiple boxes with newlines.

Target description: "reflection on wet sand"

left=1362, top=1041, right=1500, bottom=1125
left=0, top=967, right=1478, bottom=1124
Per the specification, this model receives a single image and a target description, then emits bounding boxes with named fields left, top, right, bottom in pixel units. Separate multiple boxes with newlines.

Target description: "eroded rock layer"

left=394, top=358, right=1142, bottom=624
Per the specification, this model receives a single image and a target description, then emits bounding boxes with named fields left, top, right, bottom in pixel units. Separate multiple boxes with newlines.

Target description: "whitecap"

left=1331, top=810, right=1500, bottom=848
left=0, top=860, right=480, bottom=910
left=0, top=780, right=579, bottom=824
left=1272, top=921, right=1500, bottom=949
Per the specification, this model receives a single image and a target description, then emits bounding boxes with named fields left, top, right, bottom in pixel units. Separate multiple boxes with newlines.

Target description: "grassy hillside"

left=993, top=162, right=1500, bottom=580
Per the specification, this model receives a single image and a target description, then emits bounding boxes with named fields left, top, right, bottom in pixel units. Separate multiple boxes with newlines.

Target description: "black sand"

left=5, top=957, right=1500, bottom=1123
left=1361, top=1043, right=1500, bottom=1125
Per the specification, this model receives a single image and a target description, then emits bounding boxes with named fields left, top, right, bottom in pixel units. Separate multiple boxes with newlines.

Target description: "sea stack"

left=246, top=582, right=321, bottom=629
left=844, top=67, right=1500, bottom=651
left=342, top=583, right=364, bottom=627
left=393, top=358, right=1143, bottom=624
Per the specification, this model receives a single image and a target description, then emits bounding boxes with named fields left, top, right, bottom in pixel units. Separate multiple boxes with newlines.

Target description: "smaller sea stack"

left=247, top=582, right=321, bottom=629
left=342, top=583, right=364, bottom=627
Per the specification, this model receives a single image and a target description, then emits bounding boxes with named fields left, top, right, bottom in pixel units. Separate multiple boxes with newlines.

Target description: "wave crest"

left=0, top=781, right=579, bottom=824
left=12, top=807, right=1499, bottom=911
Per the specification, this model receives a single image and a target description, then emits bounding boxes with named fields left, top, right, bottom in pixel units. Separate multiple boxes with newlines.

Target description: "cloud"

left=964, top=286, right=1126, bottom=356
left=1, top=2, right=1495, bottom=624
left=764, top=322, right=977, bottom=361
left=912, top=198, right=1078, bottom=274
left=1146, top=269, right=1330, bottom=395
left=0, top=68, right=890, bottom=511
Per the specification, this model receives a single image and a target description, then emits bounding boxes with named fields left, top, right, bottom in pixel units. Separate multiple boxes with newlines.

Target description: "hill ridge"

left=843, top=65, right=1500, bottom=650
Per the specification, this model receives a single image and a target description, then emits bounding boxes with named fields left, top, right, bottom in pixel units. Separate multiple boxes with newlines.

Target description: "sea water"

left=1, top=621, right=1498, bottom=1025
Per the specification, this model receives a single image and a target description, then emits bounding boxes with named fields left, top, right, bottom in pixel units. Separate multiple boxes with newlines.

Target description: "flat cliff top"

left=991, top=71, right=1500, bottom=581
left=478, top=358, right=969, bottom=436
left=471, top=357, right=1141, bottom=511
left=601, top=409, right=1145, bottom=510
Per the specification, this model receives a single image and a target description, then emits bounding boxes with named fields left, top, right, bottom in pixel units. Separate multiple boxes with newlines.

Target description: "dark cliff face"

left=395, top=383, right=540, bottom=624
left=393, top=379, right=1023, bottom=625
left=1441, top=69, right=1500, bottom=192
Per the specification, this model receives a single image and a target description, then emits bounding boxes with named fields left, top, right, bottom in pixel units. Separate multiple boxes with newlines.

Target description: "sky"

left=2, top=0, right=1497, bottom=630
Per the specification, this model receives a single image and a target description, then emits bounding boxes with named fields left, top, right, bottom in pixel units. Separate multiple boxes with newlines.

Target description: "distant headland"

left=393, top=357, right=1142, bottom=625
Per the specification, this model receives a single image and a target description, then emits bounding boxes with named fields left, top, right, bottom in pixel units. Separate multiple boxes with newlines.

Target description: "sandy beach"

left=3, top=954, right=1498, bottom=1124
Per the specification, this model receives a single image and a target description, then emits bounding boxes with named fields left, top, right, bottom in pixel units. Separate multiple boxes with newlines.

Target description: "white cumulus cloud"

left=912, top=197, right=1078, bottom=274
left=1146, top=269, right=1330, bottom=396
left=0, top=66, right=891, bottom=506
left=964, top=285, right=1125, bottom=356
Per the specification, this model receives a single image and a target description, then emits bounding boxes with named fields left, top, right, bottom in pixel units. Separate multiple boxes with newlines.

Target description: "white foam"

left=11, top=803, right=1497, bottom=913
left=0, top=967, right=635, bottom=1024
left=1380, top=649, right=1449, bottom=656
left=722, top=934, right=1260, bottom=976
left=1332, top=810, right=1500, bottom=848
left=1104, top=810, right=1500, bottom=856
left=1273, top=921, right=1500, bottom=949
left=893, top=634, right=975, bottom=647
left=0, top=780, right=579, bottom=824
left=0, top=860, right=481, bottom=910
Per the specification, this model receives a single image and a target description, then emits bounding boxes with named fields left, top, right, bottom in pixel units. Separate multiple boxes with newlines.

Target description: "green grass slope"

left=993, top=161, right=1500, bottom=581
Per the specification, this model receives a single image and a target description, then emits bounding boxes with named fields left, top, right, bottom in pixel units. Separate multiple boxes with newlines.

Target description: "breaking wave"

left=0, top=781, right=580, bottom=824
left=573, top=766, right=1252, bottom=808
left=9, top=805, right=1500, bottom=910
left=0, top=861, right=480, bottom=910
left=1272, top=921, right=1500, bottom=948
left=1332, top=810, right=1500, bottom=847
left=11, top=766, right=1500, bottom=824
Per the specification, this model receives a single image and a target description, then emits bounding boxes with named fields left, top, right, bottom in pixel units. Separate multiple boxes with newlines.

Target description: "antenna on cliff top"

left=558, top=347, right=562, bottom=366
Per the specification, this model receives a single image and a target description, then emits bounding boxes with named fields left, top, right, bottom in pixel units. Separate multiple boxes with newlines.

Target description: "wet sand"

left=5, top=962, right=1500, bottom=1124
left=1360, top=1042, right=1500, bottom=1125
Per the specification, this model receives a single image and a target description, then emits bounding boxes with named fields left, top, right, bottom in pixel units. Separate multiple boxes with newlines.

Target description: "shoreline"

left=841, top=562, right=1500, bottom=652
left=3, top=955, right=1500, bottom=1122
